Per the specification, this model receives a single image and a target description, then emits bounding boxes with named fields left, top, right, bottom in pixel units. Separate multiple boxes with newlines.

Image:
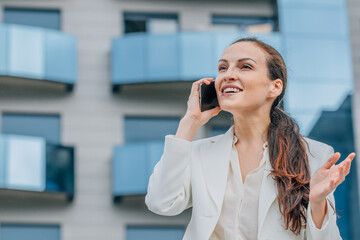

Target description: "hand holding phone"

left=200, top=81, right=219, bottom=112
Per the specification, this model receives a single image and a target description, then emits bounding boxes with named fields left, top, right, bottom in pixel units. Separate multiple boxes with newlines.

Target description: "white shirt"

left=210, top=135, right=269, bottom=240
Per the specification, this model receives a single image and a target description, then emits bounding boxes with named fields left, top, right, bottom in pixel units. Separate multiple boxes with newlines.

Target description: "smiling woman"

left=145, top=37, right=355, bottom=240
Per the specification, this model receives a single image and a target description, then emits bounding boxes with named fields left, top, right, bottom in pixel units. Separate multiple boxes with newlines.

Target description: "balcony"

left=0, top=134, right=75, bottom=201
left=112, top=141, right=164, bottom=201
left=111, top=31, right=282, bottom=91
left=0, top=24, right=77, bottom=91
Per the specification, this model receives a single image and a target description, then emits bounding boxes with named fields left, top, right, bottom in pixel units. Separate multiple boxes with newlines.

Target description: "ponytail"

left=268, top=106, right=310, bottom=234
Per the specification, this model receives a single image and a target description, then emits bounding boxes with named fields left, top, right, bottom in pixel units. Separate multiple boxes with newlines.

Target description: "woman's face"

left=214, top=41, right=279, bottom=114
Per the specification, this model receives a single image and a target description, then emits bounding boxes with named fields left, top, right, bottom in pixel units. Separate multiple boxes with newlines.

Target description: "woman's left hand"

left=310, top=152, right=356, bottom=205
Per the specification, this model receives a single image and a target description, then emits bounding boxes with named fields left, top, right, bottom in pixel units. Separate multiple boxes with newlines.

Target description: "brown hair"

left=231, top=38, right=310, bottom=234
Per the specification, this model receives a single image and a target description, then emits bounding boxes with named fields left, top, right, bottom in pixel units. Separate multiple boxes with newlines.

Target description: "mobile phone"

left=200, top=81, right=219, bottom=112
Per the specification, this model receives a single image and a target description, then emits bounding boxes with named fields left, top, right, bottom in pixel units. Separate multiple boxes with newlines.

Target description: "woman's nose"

left=223, top=69, right=237, bottom=82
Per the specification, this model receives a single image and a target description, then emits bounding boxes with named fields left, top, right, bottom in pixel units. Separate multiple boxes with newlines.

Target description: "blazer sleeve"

left=306, top=146, right=342, bottom=240
left=145, top=135, right=193, bottom=216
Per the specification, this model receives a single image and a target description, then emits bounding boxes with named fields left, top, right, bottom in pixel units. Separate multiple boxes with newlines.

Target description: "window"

left=211, top=15, right=276, bottom=33
left=4, top=8, right=61, bottom=30
left=124, top=13, right=178, bottom=34
left=0, top=224, right=60, bottom=240
left=2, top=113, right=60, bottom=144
left=127, top=226, right=184, bottom=240
left=124, top=117, right=179, bottom=142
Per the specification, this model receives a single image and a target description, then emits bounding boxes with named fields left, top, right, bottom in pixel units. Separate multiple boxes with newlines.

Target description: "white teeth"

left=223, top=87, right=241, bottom=93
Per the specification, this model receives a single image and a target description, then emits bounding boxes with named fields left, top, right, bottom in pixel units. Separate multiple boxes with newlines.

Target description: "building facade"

left=0, top=0, right=358, bottom=239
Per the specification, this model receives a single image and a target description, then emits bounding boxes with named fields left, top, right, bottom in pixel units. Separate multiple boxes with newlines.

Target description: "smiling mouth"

left=221, top=85, right=243, bottom=95
left=223, top=87, right=242, bottom=93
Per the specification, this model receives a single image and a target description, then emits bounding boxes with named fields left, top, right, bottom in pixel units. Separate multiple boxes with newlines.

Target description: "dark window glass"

left=4, top=8, right=61, bottom=30
left=2, top=113, right=60, bottom=144
left=212, top=15, right=276, bottom=33
left=124, top=13, right=178, bottom=34
left=125, top=117, right=179, bottom=142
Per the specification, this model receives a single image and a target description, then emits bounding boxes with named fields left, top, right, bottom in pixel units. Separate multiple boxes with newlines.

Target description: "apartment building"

left=0, top=0, right=358, bottom=239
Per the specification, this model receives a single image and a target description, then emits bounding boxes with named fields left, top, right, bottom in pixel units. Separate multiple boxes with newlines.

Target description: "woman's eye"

left=241, top=64, right=252, bottom=69
left=218, top=66, right=227, bottom=71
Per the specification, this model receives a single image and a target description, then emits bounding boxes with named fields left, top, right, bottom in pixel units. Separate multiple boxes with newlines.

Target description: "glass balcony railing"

left=112, top=141, right=164, bottom=201
left=111, top=31, right=282, bottom=90
left=0, top=24, right=77, bottom=89
left=0, top=134, right=74, bottom=201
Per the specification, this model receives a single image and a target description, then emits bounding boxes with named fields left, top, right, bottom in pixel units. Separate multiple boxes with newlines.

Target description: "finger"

left=346, top=152, right=356, bottom=162
left=321, top=152, right=341, bottom=170
left=191, top=78, right=214, bottom=95
left=339, top=153, right=355, bottom=175
left=194, top=78, right=214, bottom=86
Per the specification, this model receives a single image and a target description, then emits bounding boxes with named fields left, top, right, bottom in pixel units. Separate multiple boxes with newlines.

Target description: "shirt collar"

left=232, top=132, right=268, bottom=150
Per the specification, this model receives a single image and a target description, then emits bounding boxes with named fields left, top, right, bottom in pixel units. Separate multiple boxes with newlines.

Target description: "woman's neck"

left=232, top=111, right=270, bottom=147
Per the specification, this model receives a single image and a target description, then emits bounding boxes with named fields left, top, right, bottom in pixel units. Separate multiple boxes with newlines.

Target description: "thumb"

left=208, top=106, right=222, bottom=117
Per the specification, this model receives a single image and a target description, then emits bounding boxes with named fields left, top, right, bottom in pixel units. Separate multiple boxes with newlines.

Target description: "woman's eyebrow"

left=218, top=58, right=257, bottom=64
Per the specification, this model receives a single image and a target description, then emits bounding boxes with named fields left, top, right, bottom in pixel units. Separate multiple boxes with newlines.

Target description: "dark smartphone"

left=200, top=81, right=219, bottom=112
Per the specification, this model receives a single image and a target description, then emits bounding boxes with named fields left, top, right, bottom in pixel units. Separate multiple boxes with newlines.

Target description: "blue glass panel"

left=280, top=7, right=347, bottom=36
left=147, top=34, right=178, bottom=81
left=2, top=113, right=60, bottom=144
left=4, top=8, right=61, bottom=30
left=0, top=26, right=8, bottom=74
left=113, top=143, right=148, bottom=195
left=127, top=226, right=185, bottom=240
left=285, top=38, right=352, bottom=81
left=112, top=34, right=146, bottom=84
left=45, top=31, right=77, bottom=84
left=1, top=224, right=60, bottom=240
left=112, top=32, right=282, bottom=85
left=0, top=135, right=46, bottom=191
left=125, top=117, right=179, bottom=142
left=180, top=32, right=215, bottom=80
left=8, top=25, right=45, bottom=79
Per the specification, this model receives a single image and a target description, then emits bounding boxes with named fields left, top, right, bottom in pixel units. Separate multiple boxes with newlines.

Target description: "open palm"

left=310, top=152, right=356, bottom=205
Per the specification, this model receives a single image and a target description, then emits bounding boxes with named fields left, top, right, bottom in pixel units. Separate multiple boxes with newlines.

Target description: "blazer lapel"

left=200, top=126, right=234, bottom=213
left=258, top=157, right=277, bottom=236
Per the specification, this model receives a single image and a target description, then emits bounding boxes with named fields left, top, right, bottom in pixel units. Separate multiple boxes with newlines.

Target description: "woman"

left=145, top=38, right=355, bottom=240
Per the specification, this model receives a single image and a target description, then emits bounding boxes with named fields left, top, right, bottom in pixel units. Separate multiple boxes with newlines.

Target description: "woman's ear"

left=269, top=79, right=283, bottom=98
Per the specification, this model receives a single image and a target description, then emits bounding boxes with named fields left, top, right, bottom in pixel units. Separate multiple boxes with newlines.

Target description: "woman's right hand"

left=175, top=78, right=222, bottom=141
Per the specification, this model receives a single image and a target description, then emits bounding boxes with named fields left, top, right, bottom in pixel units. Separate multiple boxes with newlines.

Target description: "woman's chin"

left=218, top=102, right=239, bottom=113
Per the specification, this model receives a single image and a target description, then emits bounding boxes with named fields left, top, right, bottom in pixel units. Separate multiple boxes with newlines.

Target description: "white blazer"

left=145, top=126, right=341, bottom=240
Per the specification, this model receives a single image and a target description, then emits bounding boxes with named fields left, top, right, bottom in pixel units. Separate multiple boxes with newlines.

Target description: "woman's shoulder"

left=302, top=137, right=334, bottom=154
left=302, top=137, right=334, bottom=174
